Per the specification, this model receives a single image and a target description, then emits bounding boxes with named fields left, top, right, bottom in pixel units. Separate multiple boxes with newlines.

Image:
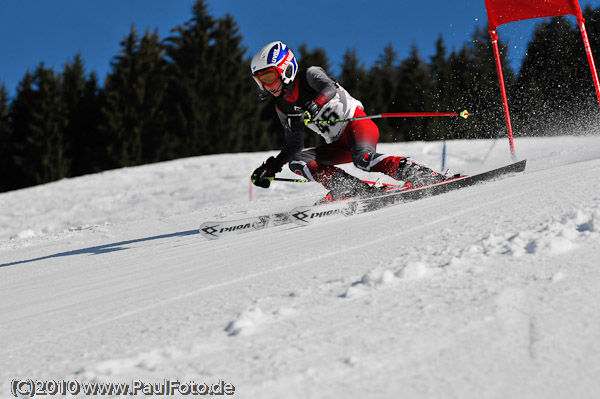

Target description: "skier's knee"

left=288, top=151, right=317, bottom=180
left=289, top=160, right=314, bottom=180
left=349, top=149, right=369, bottom=171
left=352, top=148, right=386, bottom=172
left=350, top=142, right=377, bottom=171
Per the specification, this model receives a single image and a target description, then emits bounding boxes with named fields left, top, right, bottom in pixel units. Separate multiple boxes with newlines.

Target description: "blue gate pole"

left=441, top=140, right=447, bottom=171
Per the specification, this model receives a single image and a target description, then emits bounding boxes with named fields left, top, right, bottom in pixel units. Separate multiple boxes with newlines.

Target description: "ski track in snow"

left=1, top=135, right=600, bottom=398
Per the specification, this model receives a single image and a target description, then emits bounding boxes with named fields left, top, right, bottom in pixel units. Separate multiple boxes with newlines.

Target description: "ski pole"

left=307, top=110, right=469, bottom=126
left=269, top=177, right=311, bottom=183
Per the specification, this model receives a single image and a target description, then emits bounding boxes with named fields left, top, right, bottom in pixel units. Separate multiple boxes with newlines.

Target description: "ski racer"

left=250, top=41, right=448, bottom=199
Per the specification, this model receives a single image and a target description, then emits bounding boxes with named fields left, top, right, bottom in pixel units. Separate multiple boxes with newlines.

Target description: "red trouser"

left=289, top=108, right=406, bottom=189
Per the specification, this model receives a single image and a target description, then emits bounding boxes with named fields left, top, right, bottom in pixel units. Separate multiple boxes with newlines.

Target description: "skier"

left=250, top=41, right=448, bottom=199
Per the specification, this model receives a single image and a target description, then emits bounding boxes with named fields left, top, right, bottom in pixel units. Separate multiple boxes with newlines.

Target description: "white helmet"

left=250, top=41, right=298, bottom=89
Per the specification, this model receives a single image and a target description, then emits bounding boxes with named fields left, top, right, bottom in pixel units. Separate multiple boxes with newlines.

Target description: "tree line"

left=0, top=0, right=599, bottom=192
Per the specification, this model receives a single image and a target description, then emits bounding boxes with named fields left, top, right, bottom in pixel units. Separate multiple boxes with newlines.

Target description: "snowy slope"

left=1, top=134, right=600, bottom=398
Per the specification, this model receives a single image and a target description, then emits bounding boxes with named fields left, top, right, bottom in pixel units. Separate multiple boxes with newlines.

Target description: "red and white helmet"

left=251, top=41, right=298, bottom=90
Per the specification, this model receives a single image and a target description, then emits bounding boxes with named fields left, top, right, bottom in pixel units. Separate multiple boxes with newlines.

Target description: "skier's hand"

left=287, top=101, right=319, bottom=131
left=251, top=156, right=282, bottom=188
left=301, top=101, right=319, bottom=124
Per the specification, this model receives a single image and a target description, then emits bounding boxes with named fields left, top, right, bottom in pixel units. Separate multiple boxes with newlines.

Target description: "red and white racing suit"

left=272, top=66, right=409, bottom=189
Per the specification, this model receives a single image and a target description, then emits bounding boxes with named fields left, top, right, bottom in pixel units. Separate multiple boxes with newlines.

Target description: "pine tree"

left=429, top=36, right=454, bottom=140
left=9, top=64, right=70, bottom=187
left=205, top=14, right=269, bottom=153
left=136, top=29, right=171, bottom=162
left=514, top=16, right=590, bottom=134
left=447, top=26, right=514, bottom=139
left=339, top=48, right=368, bottom=103
left=61, top=53, right=107, bottom=175
left=78, top=72, right=110, bottom=173
left=0, top=84, right=13, bottom=191
left=366, top=44, right=399, bottom=141
left=395, top=45, right=435, bottom=141
left=164, top=0, right=216, bottom=157
left=568, top=5, right=600, bottom=124
left=297, top=44, right=331, bottom=74
left=445, top=48, right=472, bottom=139
left=584, top=6, right=600, bottom=58
left=165, top=1, right=272, bottom=156
left=102, top=26, right=169, bottom=167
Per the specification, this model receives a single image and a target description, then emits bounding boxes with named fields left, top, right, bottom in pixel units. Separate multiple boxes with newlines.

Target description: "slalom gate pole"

left=441, top=141, right=447, bottom=171
left=578, top=18, right=600, bottom=108
left=307, top=110, right=469, bottom=126
left=489, top=30, right=517, bottom=161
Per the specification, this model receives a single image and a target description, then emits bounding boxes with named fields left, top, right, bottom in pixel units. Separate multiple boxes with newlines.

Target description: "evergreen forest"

left=1, top=0, right=599, bottom=192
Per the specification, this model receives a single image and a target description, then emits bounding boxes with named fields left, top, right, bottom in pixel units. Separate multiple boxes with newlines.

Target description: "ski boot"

left=396, top=158, right=446, bottom=188
left=319, top=170, right=385, bottom=203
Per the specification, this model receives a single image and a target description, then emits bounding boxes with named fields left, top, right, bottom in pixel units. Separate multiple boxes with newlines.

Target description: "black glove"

left=251, top=156, right=283, bottom=188
left=287, top=101, right=319, bottom=131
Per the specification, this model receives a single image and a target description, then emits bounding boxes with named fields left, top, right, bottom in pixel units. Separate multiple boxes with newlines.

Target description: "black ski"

left=199, top=212, right=291, bottom=240
left=199, top=160, right=526, bottom=238
left=290, top=159, right=527, bottom=226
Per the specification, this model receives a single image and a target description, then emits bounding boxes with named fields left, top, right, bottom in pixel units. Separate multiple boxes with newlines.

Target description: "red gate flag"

left=484, top=0, right=600, bottom=160
left=485, top=0, right=583, bottom=30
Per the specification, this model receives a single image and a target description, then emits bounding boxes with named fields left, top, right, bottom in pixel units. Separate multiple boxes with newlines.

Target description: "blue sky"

left=0, top=0, right=596, bottom=98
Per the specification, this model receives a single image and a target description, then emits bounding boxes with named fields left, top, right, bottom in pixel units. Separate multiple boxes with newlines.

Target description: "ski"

left=199, top=180, right=397, bottom=239
left=199, top=212, right=291, bottom=240
left=199, top=160, right=526, bottom=238
left=290, top=159, right=527, bottom=226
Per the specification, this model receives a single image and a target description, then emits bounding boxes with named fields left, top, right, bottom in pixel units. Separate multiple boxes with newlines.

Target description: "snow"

left=1, top=134, right=600, bottom=398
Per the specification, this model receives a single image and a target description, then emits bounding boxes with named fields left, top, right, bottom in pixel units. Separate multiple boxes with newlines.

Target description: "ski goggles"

left=252, top=68, right=280, bottom=90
